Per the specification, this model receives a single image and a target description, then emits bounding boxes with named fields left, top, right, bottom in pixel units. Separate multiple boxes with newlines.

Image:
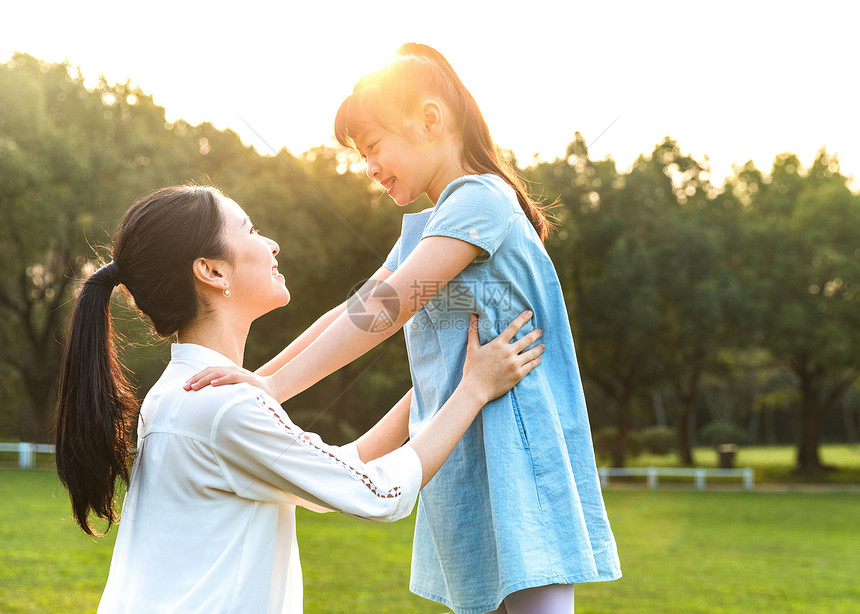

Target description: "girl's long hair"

left=55, top=185, right=230, bottom=535
left=335, top=42, right=554, bottom=241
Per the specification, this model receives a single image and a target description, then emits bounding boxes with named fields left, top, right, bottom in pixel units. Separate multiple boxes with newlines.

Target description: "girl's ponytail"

left=55, top=262, right=136, bottom=536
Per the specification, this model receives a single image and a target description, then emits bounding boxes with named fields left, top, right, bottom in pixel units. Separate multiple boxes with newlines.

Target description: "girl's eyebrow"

left=353, top=127, right=376, bottom=149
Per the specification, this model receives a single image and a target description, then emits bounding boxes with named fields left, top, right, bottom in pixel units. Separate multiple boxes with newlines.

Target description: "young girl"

left=54, top=185, right=541, bottom=613
left=187, top=44, right=621, bottom=613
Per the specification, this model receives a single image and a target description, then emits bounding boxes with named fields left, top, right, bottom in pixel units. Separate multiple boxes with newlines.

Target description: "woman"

left=54, top=185, right=543, bottom=613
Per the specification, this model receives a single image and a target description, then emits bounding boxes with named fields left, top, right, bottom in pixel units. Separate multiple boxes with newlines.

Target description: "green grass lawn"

left=0, top=468, right=116, bottom=613
left=2, top=466, right=859, bottom=613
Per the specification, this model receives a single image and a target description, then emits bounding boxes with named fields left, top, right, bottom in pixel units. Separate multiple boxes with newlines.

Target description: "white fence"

left=0, top=442, right=56, bottom=468
left=598, top=466, right=755, bottom=490
left=2, top=444, right=757, bottom=490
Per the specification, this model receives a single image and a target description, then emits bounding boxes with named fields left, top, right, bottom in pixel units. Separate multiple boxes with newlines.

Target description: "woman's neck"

left=177, top=314, right=250, bottom=366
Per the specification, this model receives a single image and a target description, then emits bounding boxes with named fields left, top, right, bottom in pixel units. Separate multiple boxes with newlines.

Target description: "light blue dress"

left=383, top=174, right=621, bottom=614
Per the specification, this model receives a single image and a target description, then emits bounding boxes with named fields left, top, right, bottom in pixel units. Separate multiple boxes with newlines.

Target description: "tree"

left=0, top=55, right=137, bottom=437
left=736, top=150, right=860, bottom=474
left=534, top=135, right=664, bottom=466
left=0, top=55, right=421, bottom=444
left=644, top=140, right=748, bottom=464
left=0, top=55, right=210, bottom=438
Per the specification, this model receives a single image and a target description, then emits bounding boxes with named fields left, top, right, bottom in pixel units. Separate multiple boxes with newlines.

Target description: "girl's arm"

left=255, top=266, right=393, bottom=377
left=187, top=237, right=481, bottom=402
left=354, top=389, right=412, bottom=462
left=255, top=303, right=345, bottom=376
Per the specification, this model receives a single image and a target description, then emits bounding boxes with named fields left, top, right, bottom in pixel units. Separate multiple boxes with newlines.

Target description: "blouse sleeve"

left=210, top=387, right=422, bottom=523
left=422, top=176, right=518, bottom=263
left=382, top=236, right=402, bottom=272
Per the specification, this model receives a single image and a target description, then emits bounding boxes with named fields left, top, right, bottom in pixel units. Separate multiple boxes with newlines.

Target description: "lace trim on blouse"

left=258, top=394, right=403, bottom=499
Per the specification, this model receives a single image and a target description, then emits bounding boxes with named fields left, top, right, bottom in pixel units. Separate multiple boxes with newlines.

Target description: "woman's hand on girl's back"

left=463, top=311, right=543, bottom=405
left=184, top=366, right=277, bottom=398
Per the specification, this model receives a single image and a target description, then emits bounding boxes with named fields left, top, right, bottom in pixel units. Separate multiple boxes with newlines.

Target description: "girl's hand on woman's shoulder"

left=184, top=366, right=276, bottom=398
left=462, top=311, right=543, bottom=405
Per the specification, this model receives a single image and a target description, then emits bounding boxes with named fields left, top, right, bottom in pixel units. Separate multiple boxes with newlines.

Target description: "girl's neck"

left=426, top=137, right=476, bottom=204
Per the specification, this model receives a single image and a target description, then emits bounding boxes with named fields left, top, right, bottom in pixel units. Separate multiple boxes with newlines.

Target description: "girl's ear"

left=421, top=100, right=444, bottom=140
left=192, top=257, right=229, bottom=294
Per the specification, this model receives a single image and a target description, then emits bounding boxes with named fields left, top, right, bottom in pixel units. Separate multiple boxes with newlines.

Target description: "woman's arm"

left=186, top=237, right=481, bottom=401
left=213, top=312, right=542, bottom=522
left=409, top=312, right=540, bottom=487
left=350, top=313, right=543, bottom=489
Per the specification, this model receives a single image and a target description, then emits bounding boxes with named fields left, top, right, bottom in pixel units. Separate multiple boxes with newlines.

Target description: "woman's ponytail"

left=54, top=185, right=230, bottom=535
left=55, top=262, right=136, bottom=536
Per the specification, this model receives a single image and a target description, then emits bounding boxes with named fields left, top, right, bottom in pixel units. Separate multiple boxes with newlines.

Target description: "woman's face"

left=217, top=196, right=290, bottom=318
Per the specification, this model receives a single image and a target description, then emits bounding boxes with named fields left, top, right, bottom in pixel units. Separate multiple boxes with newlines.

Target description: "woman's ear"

left=421, top=100, right=443, bottom=140
left=191, top=257, right=229, bottom=294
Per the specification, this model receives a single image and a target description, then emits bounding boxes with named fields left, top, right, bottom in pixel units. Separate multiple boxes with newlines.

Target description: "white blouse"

left=98, top=343, right=422, bottom=614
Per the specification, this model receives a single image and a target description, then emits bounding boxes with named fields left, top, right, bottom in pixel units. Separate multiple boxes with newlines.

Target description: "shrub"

left=638, top=426, right=676, bottom=455
left=698, top=420, right=748, bottom=447
left=592, top=426, right=643, bottom=462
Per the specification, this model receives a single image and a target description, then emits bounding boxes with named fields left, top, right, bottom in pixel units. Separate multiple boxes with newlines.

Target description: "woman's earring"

left=223, top=285, right=231, bottom=297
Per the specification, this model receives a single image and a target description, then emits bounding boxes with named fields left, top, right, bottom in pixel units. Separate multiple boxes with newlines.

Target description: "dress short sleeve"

left=422, top=175, right=518, bottom=263
left=383, top=236, right=402, bottom=272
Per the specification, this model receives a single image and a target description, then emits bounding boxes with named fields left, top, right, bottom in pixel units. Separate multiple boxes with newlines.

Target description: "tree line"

left=1, top=54, right=858, bottom=476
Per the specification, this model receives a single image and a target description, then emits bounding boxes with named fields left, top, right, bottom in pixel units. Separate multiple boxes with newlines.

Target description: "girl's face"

left=355, top=122, right=439, bottom=207
left=217, top=196, right=290, bottom=318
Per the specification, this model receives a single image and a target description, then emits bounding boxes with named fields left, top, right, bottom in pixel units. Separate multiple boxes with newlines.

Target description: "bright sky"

left=2, top=0, right=857, bottom=188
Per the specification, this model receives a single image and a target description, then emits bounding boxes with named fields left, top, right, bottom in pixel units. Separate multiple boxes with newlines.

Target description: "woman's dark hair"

left=334, top=42, right=555, bottom=241
left=55, top=185, right=231, bottom=535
